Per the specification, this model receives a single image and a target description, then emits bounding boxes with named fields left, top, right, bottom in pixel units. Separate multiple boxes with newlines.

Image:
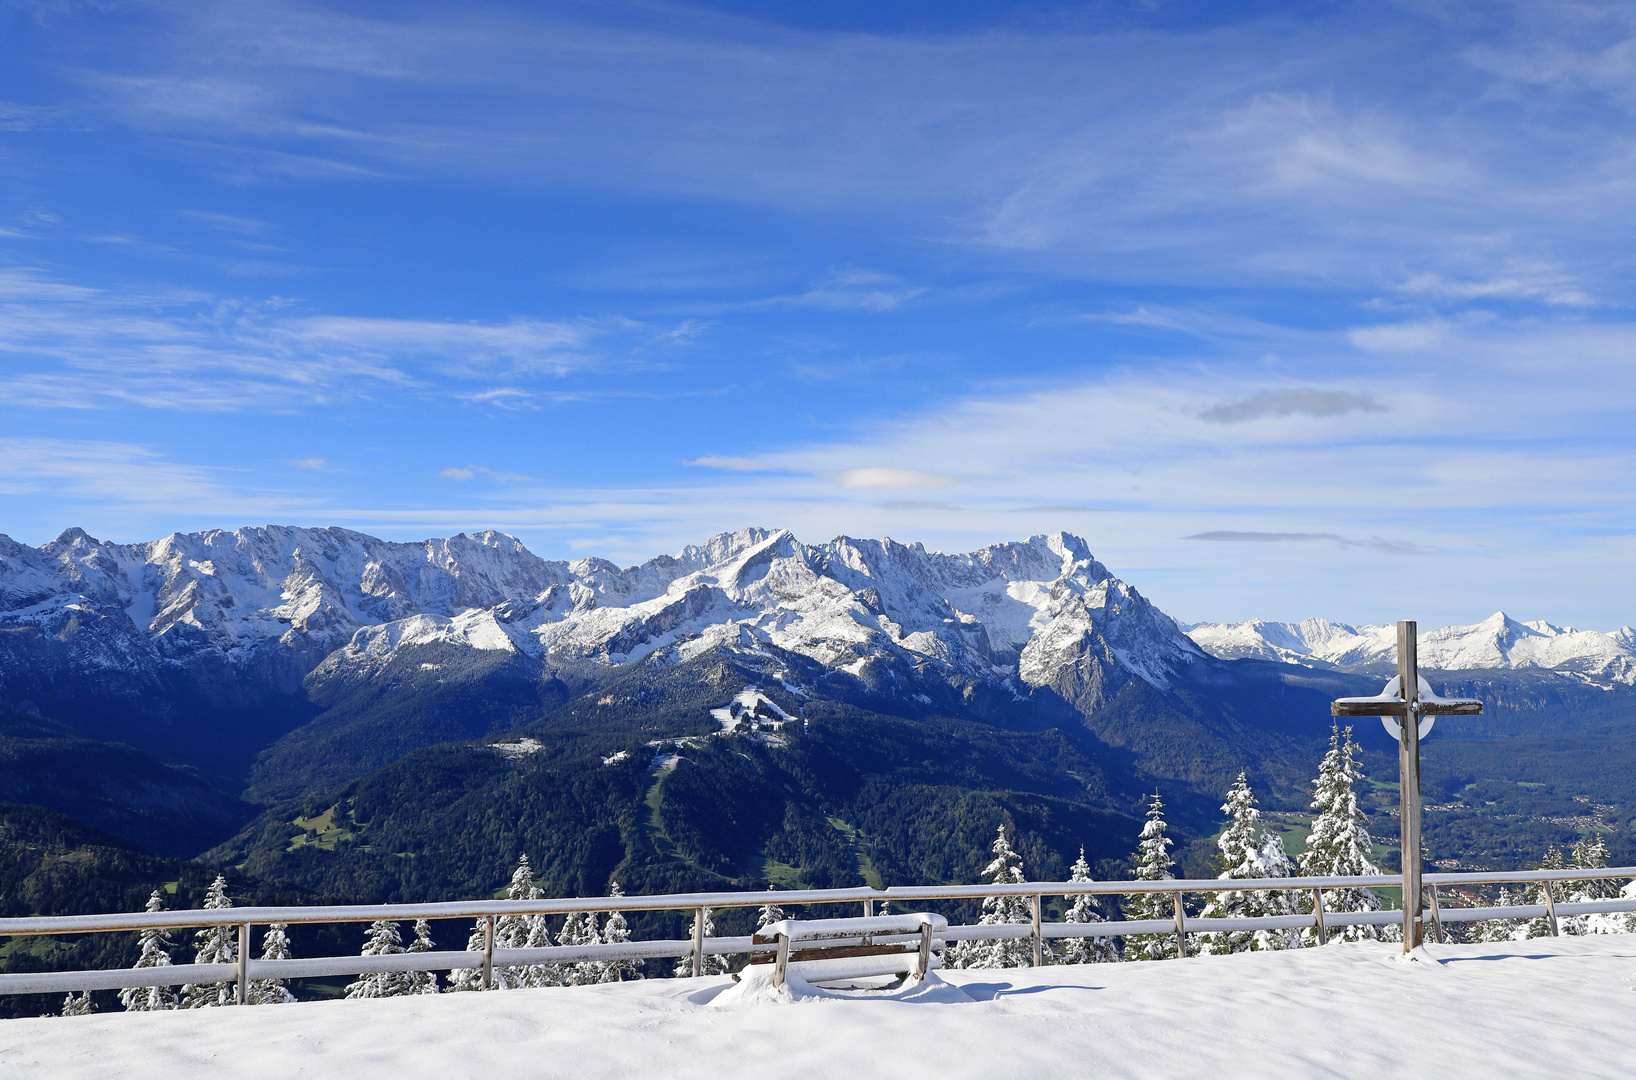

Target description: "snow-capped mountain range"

left=0, top=525, right=1202, bottom=715
left=1183, top=615, right=1636, bottom=686
left=5, top=525, right=1633, bottom=719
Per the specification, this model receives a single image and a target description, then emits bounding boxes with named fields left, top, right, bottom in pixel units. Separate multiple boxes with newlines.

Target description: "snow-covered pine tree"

left=447, top=919, right=487, bottom=992
left=755, top=886, right=787, bottom=933
left=119, top=890, right=179, bottom=1012
left=449, top=855, right=555, bottom=991
left=1198, top=773, right=1301, bottom=954
left=246, top=923, right=296, bottom=1004
left=948, top=824, right=1034, bottom=969
left=60, top=992, right=94, bottom=1016
left=1054, top=848, right=1119, bottom=964
left=181, top=875, right=237, bottom=1008
left=597, top=884, right=642, bottom=983
left=344, top=920, right=415, bottom=998
left=1299, top=725, right=1390, bottom=943
left=1474, top=887, right=1516, bottom=943
left=558, top=910, right=601, bottom=986
left=1122, top=793, right=1178, bottom=962
left=673, top=908, right=731, bottom=977
left=406, top=919, right=440, bottom=994
left=1521, top=847, right=1566, bottom=939
left=1569, top=831, right=1621, bottom=934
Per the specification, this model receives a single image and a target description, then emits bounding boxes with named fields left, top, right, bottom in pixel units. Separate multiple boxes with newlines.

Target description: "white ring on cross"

left=1375, top=674, right=1437, bottom=742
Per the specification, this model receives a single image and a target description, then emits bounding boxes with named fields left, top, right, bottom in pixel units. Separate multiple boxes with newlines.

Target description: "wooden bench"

left=748, top=913, right=949, bottom=987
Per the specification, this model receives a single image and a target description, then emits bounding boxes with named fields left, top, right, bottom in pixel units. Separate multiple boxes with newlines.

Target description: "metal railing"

left=3, top=867, right=1632, bottom=999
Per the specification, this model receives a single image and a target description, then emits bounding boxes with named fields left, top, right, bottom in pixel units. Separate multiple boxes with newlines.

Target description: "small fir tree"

left=1199, top=773, right=1301, bottom=954
left=1123, top=793, right=1179, bottom=962
left=1299, top=725, right=1390, bottom=942
left=120, top=890, right=179, bottom=1012
left=345, top=920, right=415, bottom=998
left=597, top=884, right=642, bottom=983
left=1054, top=848, right=1119, bottom=964
left=1569, top=830, right=1621, bottom=934
left=674, top=908, right=731, bottom=977
left=247, top=923, right=296, bottom=1004
left=181, top=875, right=237, bottom=1009
left=948, top=824, right=1034, bottom=969
left=558, top=910, right=601, bottom=986
left=450, top=855, right=555, bottom=991
left=1473, top=887, right=1516, bottom=943
left=60, top=992, right=95, bottom=1016
left=755, top=887, right=787, bottom=933
left=1521, top=848, right=1566, bottom=939
left=406, top=919, right=440, bottom=994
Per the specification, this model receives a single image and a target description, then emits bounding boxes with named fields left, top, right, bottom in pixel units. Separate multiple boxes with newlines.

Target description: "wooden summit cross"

left=1331, top=620, right=1482, bottom=952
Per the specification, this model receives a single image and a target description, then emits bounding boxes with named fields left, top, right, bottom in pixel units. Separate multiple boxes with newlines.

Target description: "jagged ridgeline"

left=3, top=524, right=1632, bottom=906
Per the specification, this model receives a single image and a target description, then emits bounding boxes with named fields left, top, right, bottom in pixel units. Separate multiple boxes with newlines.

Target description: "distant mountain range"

left=1, top=524, right=1631, bottom=893
left=1184, top=614, right=1636, bottom=685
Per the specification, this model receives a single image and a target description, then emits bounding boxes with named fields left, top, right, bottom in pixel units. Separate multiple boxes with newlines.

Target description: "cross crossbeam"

left=1330, top=700, right=1483, bottom=717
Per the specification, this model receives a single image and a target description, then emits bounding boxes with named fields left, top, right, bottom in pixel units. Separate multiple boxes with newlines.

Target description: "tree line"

left=49, top=723, right=1636, bottom=1014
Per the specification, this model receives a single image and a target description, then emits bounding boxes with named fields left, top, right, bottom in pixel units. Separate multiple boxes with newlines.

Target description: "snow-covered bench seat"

left=748, top=913, right=949, bottom=986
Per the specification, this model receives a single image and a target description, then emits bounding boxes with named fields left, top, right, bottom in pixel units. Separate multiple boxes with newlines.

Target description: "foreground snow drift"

left=7, top=938, right=1636, bottom=1079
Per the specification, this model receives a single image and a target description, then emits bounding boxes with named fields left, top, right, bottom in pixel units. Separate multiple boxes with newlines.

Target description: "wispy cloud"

left=32, top=0, right=1636, bottom=298
left=0, top=268, right=693, bottom=412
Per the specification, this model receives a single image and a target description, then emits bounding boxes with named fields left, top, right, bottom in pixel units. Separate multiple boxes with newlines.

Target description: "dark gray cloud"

left=1008, top=504, right=1106, bottom=513
left=875, top=500, right=961, bottom=511
left=1185, top=530, right=1425, bottom=554
left=1200, top=389, right=1387, bottom=424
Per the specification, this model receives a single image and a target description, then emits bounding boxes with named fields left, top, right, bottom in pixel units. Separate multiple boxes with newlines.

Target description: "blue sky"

left=1, top=0, right=1633, bottom=628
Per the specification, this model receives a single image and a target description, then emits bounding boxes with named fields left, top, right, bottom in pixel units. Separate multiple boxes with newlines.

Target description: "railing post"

left=482, top=915, right=494, bottom=990
left=774, top=931, right=790, bottom=987
left=1172, top=891, right=1187, bottom=959
left=916, top=922, right=932, bottom=979
left=1428, top=884, right=1444, bottom=944
left=236, top=923, right=250, bottom=1005
left=1311, top=888, right=1327, bottom=946
left=691, top=907, right=705, bottom=977
left=862, top=898, right=874, bottom=918
left=1543, top=881, right=1560, bottom=937
left=1030, top=894, right=1043, bottom=967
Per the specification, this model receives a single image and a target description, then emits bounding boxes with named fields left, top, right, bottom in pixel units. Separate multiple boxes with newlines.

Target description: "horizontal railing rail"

left=3, top=867, right=1631, bottom=999
left=7, top=869, right=1629, bottom=936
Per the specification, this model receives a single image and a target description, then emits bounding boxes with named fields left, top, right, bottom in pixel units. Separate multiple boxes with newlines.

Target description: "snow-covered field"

left=6, top=937, right=1636, bottom=1079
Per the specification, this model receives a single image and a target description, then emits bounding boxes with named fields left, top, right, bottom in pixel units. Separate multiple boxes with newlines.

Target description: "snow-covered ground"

left=7, top=937, right=1636, bottom=1079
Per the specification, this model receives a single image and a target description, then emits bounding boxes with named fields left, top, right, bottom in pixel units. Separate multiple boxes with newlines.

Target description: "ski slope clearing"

left=6, top=938, right=1636, bottom=1079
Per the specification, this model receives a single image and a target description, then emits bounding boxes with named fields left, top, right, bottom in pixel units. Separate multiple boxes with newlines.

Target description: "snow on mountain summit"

left=0, top=525, right=1202, bottom=709
left=1185, top=612, right=1636, bottom=684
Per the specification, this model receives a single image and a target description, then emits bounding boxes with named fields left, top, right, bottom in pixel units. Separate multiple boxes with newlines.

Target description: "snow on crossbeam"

left=758, top=914, right=946, bottom=940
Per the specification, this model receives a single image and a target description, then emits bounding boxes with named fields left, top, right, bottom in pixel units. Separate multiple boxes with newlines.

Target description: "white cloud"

left=1346, top=319, right=1455, bottom=353
left=831, top=467, right=959, bottom=490
left=685, top=456, right=774, bottom=472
